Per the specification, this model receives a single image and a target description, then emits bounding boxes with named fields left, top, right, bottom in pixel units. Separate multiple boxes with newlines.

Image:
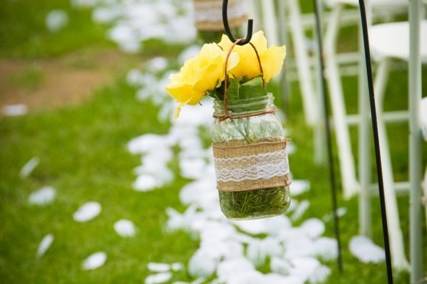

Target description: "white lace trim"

left=214, top=149, right=290, bottom=182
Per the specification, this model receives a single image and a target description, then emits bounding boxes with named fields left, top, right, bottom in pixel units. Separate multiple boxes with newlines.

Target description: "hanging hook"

left=222, top=0, right=253, bottom=45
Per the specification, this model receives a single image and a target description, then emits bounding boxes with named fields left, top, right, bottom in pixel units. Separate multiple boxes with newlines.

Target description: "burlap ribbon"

left=213, top=140, right=291, bottom=192
left=193, top=0, right=247, bottom=31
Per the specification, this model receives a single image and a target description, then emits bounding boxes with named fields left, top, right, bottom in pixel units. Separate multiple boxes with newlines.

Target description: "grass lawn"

left=0, top=0, right=426, bottom=283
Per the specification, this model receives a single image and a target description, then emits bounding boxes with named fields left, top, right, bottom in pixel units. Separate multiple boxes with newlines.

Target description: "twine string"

left=221, top=38, right=269, bottom=121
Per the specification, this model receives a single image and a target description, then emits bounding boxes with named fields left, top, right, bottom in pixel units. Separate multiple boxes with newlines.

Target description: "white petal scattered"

left=28, top=186, right=56, bottom=206
left=188, top=249, right=218, bottom=278
left=290, top=180, right=310, bottom=196
left=114, top=219, right=136, bottom=237
left=300, top=218, right=325, bottom=239
left=133, top=174, right=161, bottom=192
left=270, top=257, right=291, bottom=275
left=74, top=0, right=196, bottom=53
left=146, top=57, right=168, bottom=72
left=349, top=235, right=385, bottom=263
left=36, top=234, right=54, bottom=258
left=171, top=262, right=184, bottom=271
left=322, top=207, right=347, bottom=222
left=290, top=200, right=310, bottom=221
left=82, top=252, right=107, bottom=270
left=312, top=237, right=338, bottom=260
left=20, top=157, right=40, bottom=178
left=145, top=272, right=172, bottom=284
left=2, top=104, right=27, bottom=116
left=73, top=201, right=101, bottom=222
left=46, top=10, right=68, bottom=32
left=309, top=265, right=331, bottom=283
left=148, top=262, right=170, bottom=273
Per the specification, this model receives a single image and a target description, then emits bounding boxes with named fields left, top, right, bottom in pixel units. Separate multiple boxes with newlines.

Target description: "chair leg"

left=261, top=0, right=279, bottom=45
left=324, top=4, right=359, bottom=198
left=374, top=59, right=410, bottom=270
left=287, top=0, right=318, bottom=126
left=249, top=0, right=262, bottom=31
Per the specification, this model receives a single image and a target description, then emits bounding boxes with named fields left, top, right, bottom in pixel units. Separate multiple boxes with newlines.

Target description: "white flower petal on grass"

left=188, top=249, right=218, bottom=278
left=148, top=262, right=170, bottom=273
left=290, top=180, right=310, bottom=196
left=73, top=201, right=101, bottom=222
left=217, top=258, right=255, bottom=283
left=282, top=233, right=314, bottom=259
left=312, top=237, right=338, bottom=261
left=28, top=186, right=56, bottom=206
left=147, top=57, right=168, bottom=72
left=36, top=234, right=54, bottom=258
left=46, top=10, right=68, bottom=32
left=288, top=257, right=321, bottom=282
left=114, top=219, right=136, bottom=237
left=20, top=157, right=40, bottom=178
left=349, top=235, right=385, bottom=263
left=133, top=174, right=161, bottom=192
left=179, top=158, right=208, bottom=180
left=322, top=207, right=347, bottom=222
left=92, top=7, right=121, bottom=23
left=300, top=218, right=325, bottom=239
left=262, top=273, right=305, bottom=284
left=2, top=104, right=27, bottom=116
left=309, top=265, right=331, bottom=284
left=82, top=252, right=107, bottom=270
left=290, top=200, right=310, bottom=221
left=71, top=0, right=97, bottom=7
left=171, top=262, right=184, bottom=271
left=145, top=272, right=172, bottom=284
left=247, top=238, right=283, bottom=267
left=270, top=257, right=291, bottom=275
left=127, top=69, right=145, bottom=86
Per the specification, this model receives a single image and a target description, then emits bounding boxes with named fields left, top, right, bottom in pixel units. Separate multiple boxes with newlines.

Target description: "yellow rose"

left=218, top=31, right=286, bottom=83
left=166, top=43, right=238, bottom=105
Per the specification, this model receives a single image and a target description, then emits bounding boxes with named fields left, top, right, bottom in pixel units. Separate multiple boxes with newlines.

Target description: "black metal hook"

left=222, top=0, right=253, bottom=45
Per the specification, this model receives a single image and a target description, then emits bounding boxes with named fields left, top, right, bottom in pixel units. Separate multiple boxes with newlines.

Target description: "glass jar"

left=211, top=93, right=291, bottom=220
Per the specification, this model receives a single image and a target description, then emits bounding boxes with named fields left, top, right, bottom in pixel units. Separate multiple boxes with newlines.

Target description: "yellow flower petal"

left=166, top=83, right=204, bottom=105
left=261, top=45, right=286, bottom=82
left=219, top=31, right=270, bottom=80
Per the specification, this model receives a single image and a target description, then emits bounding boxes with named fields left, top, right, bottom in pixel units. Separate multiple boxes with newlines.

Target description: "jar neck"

left=214, top=93, right=274, bottom=117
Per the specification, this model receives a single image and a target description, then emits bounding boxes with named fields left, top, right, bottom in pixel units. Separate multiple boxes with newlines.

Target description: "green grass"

left=0, top=80, right=197, bottom=283
left=1, top=67, right=425, bottom=283
left=0, top=0, right=111, bottom=58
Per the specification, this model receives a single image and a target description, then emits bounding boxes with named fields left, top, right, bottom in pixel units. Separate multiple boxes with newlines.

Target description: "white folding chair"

left=365, top=20, right=427, bottom=270
left=252, top=0, right=319, bottom=127
left=323, top=0, right=408, bottom=200
left=323, top=0, right=413, bottom=270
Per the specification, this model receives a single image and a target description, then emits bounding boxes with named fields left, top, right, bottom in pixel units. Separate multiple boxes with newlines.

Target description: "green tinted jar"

left=211, top=94, right=291, bottom=220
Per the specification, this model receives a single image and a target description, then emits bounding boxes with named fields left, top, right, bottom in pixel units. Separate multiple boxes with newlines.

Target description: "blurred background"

left=0, top=0, right=426, bottom=283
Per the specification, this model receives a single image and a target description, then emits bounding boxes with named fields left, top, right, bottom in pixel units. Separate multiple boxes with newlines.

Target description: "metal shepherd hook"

left=222, top=0, right=253, bottom=44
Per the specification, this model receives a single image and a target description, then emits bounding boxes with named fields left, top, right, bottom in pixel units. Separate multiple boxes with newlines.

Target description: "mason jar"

left=211, top=93, right=291, bottom=220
